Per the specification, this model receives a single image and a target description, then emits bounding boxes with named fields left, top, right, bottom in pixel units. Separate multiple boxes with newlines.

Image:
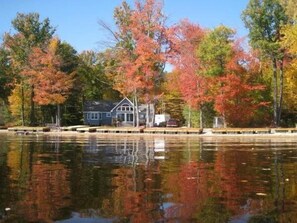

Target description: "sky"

left=1, top=0, right=250, bottom=53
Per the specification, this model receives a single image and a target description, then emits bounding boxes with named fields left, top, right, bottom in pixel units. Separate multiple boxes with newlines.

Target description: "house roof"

left=110, top=97, right=134, bottom=112
left=84, top=100, right=118, bottom=112
left=84, top=97, right=154, bottom=113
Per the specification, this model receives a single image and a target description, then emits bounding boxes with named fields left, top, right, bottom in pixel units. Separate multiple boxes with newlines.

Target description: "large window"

left=117, top=103, right=133, bottom=112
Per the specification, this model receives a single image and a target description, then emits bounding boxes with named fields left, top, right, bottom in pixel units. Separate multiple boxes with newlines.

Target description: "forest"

left=0, top=0, right=296, bottom=128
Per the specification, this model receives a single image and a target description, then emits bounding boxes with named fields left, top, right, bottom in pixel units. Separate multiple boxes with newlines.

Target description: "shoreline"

left=1, top=128, right=297, bottom=139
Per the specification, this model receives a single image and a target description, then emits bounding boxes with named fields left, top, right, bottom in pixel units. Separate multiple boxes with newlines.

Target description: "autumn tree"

left=22, top=38, right=74, bottom=126
left=167, top=20, right=208, bottom=127
left=278, top=0, right=297, bottom=124
left=196, top=26, right=267, bottom=127
left=4, top=13, right=55, bottom=126
left=242, top=0, right=289, bottom=126
left=102, top=0, right=168, bottom=127
left=8, top=85, right=31, bottom=125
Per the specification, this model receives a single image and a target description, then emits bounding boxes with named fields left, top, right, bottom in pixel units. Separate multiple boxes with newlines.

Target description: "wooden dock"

left=8, top=126, right=50, bottom=134
left=273, top=128, right=297, bottom=133
left=77, top=127, right=98, bottom=133
left=61, top=125, right=89, bottom=131
left=96, top=127, right=144, bottom=134
left=211, top=128, right=272, bottom=134
left=143, top=128, right=203, bottom=135
left=5, top=126, right=297, bottom=136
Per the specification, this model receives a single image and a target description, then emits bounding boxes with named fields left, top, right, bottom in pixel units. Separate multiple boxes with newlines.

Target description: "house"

left=83, top=97, right=154, bottom=126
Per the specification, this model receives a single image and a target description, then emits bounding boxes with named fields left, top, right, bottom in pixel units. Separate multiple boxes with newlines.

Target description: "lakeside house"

left=83, top=97, right=154, bottom=126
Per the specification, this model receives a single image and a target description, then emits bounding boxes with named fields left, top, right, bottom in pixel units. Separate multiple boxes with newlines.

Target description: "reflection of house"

left=82, top=138, right=155, bottom=165
left=83, top=97, right=154, bottom=126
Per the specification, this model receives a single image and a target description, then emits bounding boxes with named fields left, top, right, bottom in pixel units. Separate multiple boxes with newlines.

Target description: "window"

left=117, top=103, right=133, bottom=112
left=87, top=112, right=99, bottom=120
left=106, top=112, right=111, bottom=117
left=127, top=114, right=133, bottom=122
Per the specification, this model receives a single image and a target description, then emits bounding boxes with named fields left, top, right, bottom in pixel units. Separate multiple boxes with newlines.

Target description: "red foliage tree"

left=213, top=41, right=268, bottom=126
left=214, top=74, right=266, bottom=126
left=167, top=20, right=210, bottom=109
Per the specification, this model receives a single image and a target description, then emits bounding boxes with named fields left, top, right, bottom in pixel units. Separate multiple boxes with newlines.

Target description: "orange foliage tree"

left=107, top=0, right=168, bottom=126
left=21, top=38, right=74, bottom=126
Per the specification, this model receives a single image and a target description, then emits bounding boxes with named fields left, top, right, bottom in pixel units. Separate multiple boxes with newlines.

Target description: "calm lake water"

left=0, top=133, right=297, bottom=223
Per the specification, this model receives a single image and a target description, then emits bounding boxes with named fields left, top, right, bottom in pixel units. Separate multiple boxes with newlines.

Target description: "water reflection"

left=0, top=133, right=297, bottom=222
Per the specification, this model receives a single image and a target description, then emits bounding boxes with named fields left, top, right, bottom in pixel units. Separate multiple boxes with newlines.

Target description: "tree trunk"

left=146, top=103, right=150, bottom=127
left=199, top=108, right=203, bottom=129
left=277, top=59, right=284, bottom=126
left=21, top=81, right=25, bottom=126
left=152, top=102, right=156, bottom=128
left=29, top=86, right=35, bottom=126
left=134, top=91, right=139, bottom=128
left=56, top=104, right=61, bottom=127
left=188, top=106, right=191, bottom=128
left=272, top=58, right=278, bottom=127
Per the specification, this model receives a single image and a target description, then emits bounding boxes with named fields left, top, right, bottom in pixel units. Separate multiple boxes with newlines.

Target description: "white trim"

left=110, top=97, right=134, bottom=112
left=116, top=103, right=134, bottom=112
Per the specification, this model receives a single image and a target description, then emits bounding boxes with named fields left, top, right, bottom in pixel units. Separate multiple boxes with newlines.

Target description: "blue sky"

left=1, top=0, right=249, bottom=53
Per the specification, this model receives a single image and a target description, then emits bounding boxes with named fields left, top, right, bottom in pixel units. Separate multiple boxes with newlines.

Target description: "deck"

left=8, top=126, right=50, bottom=134
left=211, top=128, right=297, bottom=134
left=4, top=126, right=297, bottom=135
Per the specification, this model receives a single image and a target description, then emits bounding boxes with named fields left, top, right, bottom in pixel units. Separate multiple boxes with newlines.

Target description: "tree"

left=279, top=0, right=297, bottom=122
left=198, top=26, right=234, bottom=77
left=161, top=70, right=185, bottom=124
left=8, top=84, right=31, bottom=126
left=54, top=41, right=80, bottom=125
left=242, top=0, right=289, bottom=126
left=196, top=26, right=268, bottom=126
left=77, top=50, right=119, bottom=101
left=22, top=38, right=74, bottom=126
left=279, top=0, right=297, bottom=19
left=102, top=0, right=168, bottom=127
left=0, top=47, right=14, bottom=125
left=4, top=13, right=55, bottom=126
left=168, top=20, right=208, bottom=127
left=214, top=74, right=267, bottom=126
left=0, top=48, right=13, bottom=104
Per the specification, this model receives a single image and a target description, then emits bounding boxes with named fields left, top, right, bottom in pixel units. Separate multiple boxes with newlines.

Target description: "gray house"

left=83, top=97, right=154, bottom=126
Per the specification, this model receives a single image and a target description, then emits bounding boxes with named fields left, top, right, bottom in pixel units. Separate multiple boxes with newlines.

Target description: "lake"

left=0, top=132, right=297, bottom=223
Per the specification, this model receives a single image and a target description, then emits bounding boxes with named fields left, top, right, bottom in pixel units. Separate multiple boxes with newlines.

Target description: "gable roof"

left=84, top=100, right=118, bottom=112
left=110, top=97, right=134, bottom=112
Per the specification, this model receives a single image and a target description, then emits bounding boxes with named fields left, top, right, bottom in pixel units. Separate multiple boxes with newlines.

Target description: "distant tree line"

left=0, top=0, right=297, bottom=127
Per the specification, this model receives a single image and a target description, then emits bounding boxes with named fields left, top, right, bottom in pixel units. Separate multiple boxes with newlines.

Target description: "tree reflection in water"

left=0, top=134, right=297, bottom=222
